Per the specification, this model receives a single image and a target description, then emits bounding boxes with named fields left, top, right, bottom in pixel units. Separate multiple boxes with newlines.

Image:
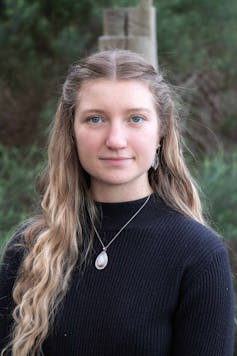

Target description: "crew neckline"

left=95, top=193, right=153, bottom=206
left=94, top=193, right=160, bottom=231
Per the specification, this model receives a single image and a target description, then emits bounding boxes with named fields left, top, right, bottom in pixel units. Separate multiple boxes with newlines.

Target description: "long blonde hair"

left=2, top=49, right=205, bottom=355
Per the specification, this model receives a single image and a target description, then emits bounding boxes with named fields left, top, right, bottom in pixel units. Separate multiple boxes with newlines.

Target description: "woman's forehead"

left=74, top=79, right=157, bottom=118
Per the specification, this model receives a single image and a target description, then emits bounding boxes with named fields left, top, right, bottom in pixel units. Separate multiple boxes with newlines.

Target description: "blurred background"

left=0, top=0, right=236, bottom=347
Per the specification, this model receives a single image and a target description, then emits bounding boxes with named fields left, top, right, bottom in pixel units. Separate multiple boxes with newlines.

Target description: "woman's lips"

left=100, top=157, right=133, bottom=165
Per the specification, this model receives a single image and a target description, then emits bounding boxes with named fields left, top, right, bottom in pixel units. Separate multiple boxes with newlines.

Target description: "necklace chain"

left=91, top=194, right=151, bottom=251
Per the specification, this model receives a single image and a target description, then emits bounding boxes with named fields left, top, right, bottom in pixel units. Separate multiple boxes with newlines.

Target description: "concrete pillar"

left=98, top=0, right=158, bottom=69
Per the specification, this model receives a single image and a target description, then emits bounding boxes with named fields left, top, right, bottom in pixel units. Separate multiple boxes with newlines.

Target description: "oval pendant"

left=95, top=250, right=108, bottom=270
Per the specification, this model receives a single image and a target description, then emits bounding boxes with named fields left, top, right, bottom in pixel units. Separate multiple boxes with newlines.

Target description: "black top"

left=0, top=194, right=235, bottom=355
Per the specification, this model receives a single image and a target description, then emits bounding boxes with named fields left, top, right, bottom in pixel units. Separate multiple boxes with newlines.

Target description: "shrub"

left=195, top=150, right=237, bottom=242
left=0, top=144, right=44, bottom=247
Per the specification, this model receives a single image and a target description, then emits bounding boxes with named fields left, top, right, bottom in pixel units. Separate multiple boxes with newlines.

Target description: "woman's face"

left=74, top=79, right=160, bottom=200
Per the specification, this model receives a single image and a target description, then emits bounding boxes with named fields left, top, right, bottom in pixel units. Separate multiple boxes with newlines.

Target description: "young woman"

left=0, top=50, right=234, bottom=356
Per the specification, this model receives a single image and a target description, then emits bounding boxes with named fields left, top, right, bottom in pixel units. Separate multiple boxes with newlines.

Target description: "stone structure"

left=98, top=0, right=158, bottom=69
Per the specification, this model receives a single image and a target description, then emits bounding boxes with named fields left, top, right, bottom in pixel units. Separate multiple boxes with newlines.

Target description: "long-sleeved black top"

left=0, top=194, right=235, bottom=355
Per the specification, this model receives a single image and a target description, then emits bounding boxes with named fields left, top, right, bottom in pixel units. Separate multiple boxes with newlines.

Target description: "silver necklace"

left=91, top=194, right=151, bottom=270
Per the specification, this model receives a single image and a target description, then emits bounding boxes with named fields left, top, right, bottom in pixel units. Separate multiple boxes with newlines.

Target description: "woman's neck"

left=91, top=183, right=153, bottom=203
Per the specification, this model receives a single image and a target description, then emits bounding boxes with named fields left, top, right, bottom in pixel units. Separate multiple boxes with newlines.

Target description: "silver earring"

left=151, top=145, right=160, bottom=170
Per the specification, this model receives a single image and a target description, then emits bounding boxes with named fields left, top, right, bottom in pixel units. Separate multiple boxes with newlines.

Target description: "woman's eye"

left=87, top=116, right=103, bottom=124
left=130, top=116, right=144, bottom=123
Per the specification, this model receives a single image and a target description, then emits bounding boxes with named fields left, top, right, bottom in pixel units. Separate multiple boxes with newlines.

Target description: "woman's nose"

left=105, top=124, right=127, bottom=149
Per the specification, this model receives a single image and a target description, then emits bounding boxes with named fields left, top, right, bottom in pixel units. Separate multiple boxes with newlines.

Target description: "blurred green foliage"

left=0, top=144, right=44, bottom=247
left=0, top=0, right=138, bottom=88
left=156, top=0, right=237, bottom=78
left=1, top=0, right=236, bottom=85
left=196, top=151, right=237, bottom=241
left=0, top=0, right=236, bottom=150
left=192, top=150, right=237, bottom=348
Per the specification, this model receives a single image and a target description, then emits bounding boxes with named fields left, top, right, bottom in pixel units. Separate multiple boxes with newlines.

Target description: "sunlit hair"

left=2, top=49, right=205, bottom=355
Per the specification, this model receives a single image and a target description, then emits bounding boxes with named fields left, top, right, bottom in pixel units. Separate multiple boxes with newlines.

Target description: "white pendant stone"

left=95, top=250, right=108, bottom=270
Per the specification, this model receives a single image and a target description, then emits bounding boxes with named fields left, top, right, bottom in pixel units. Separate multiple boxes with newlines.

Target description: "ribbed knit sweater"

left=0, top=194, right=234, bottom=355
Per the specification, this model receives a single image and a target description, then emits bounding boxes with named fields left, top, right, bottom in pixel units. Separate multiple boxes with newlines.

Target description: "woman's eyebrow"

left=124, top=108, right=152, bottom=114
left=77, top=108, right=152, bottom=115
left=76, top=109, right=106, bottom=115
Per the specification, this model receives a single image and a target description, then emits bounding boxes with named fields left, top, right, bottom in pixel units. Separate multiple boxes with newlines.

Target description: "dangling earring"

left=151, top=145, right=160, bottom=170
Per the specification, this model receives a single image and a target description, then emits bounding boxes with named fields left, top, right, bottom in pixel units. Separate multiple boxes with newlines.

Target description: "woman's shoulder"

left=166, top=207, right=224, bottom=254
left=0, top=222, right=29, bottom=272
left=0, top=218, right=38, bottom=275
left=152, top=195, right=224, bottom=250
left=150, top=195, right=229, bottom=275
